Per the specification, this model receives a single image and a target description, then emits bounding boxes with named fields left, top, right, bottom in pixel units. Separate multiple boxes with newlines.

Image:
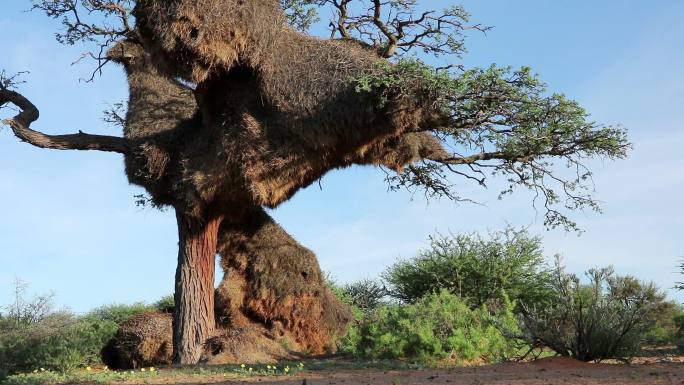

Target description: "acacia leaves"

left=354, top=59, right=630, bottom=230
left=280, top=0, right=319, bottom=31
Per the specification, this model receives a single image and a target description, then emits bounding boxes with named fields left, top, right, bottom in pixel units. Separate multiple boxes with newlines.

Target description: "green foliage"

left=642, top=301, right=684, bottom=345
left=280, top=0, right=319, bottom=31
left=353, top=290, right=521, bottom=363
left=85, top=302, right=156, bottom=325
left=354, top=59, right=630, bottom=231
left=520, top=260, right=669, bottom=361
left=154, top=295, right=175, bottom=313
left=0, top=282, right=174, bottom=378
left=0, top=281, right=113, bottom=376
left=675, top=258, right=684, bottom=291
left=325, top=276, right=365, bottom=355
left=383, top=228, right=553, bottom=311
left=340, top=279, right=388, bottom=312
left=336, top=316, right=363, bottom=357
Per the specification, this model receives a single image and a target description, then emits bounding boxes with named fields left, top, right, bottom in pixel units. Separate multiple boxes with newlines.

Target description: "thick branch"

left=423, top=146, right=585, bottom=166
left=1, top=87, right=134, bottom=154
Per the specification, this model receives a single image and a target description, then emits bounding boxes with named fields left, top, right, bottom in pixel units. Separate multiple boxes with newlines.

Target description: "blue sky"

left=1, top=1, right=683, bottom=312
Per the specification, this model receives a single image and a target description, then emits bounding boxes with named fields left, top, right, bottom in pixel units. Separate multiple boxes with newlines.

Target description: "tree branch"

left=31, top=0, right=137, bottom=81
left=1, top=75, right=134, bottom=154
left=312, top=0, right=489, bottom=58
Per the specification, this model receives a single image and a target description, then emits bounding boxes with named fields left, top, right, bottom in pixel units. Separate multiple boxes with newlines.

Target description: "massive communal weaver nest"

left=101, top=0, right=451, bottom=367
left=132, top=0, right=448, bottom=213
left=102, top=34, right=445, bottom=367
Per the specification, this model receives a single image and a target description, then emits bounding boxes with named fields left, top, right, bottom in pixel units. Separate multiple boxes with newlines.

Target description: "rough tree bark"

left=174, top=212, right=223, bottom=364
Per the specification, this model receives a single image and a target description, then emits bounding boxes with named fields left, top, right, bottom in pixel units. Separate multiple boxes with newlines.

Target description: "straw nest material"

left=216, top=207, right=352, bottom=354
left=131, top=0, right=448, bottom=215
left=102, top=311, right=294, bottom=369
left=101, top=312, right=173, bottom=369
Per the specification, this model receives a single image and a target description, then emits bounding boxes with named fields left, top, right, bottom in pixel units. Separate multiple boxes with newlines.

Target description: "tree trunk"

left=173, top=211, right=223, bottom=365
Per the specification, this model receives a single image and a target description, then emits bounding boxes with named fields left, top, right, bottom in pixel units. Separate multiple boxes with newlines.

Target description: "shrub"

left=154, top=295, right=175, bottom=313
left=0, top=281, right=112, bottom=375
left=340, top=279, right=388, bottom=312
left=0, top=282, right=172, bottom=377
left=0, top=310, right=81, bottom=376
left=86, top=302, right=157, bottom=324
left=519, top=260, right=669, bottom=361
left=383, top=228, right=553, bottom=311
left=354, top=290, right=521, bottom=363
left=642, top=301, right=684, bottom=345
left=325, top=276, right=365, bottom=355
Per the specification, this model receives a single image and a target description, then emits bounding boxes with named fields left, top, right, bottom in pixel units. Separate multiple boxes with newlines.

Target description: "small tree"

left=383, top=228, right=553, bottom=310
left=675, top=258, right=684, bottom=291
left=519, top=259, right=668, bottom=362
left=341, top=279, right=388, bottom=312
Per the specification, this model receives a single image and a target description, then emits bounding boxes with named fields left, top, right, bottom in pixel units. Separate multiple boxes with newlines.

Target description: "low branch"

left=1, top=84, right=133, bottom=154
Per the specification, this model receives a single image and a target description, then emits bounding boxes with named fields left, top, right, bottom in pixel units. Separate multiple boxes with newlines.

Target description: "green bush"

left=0, top=282, right=172, bottom=377
left=383, top=228, right=553, bottom=311
left=86, top=302, right=157, bottom=325
left=340, top=279, right=387, bottom=312
left=0, top=292, right=113, bottom=375
left=325, top=276, right=365, bottom=355
left=353, top=290, right=521, bottom=363
left=153, top=295, right=175, bottom=313
left=642, top=302, right=684, bottom=345
left=520, top=260, right=669, bottom=361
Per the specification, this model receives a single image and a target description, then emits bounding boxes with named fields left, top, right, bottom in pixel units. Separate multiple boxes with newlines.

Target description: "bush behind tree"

left=642, top=301, right=684, bottom=346
left=341, top=279, right=388, bottom=312
left=383, top=228, right=553, bottom=311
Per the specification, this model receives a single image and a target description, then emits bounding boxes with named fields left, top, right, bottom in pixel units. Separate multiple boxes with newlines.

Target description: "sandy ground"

left=160, top=357, right=684, bottom=385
